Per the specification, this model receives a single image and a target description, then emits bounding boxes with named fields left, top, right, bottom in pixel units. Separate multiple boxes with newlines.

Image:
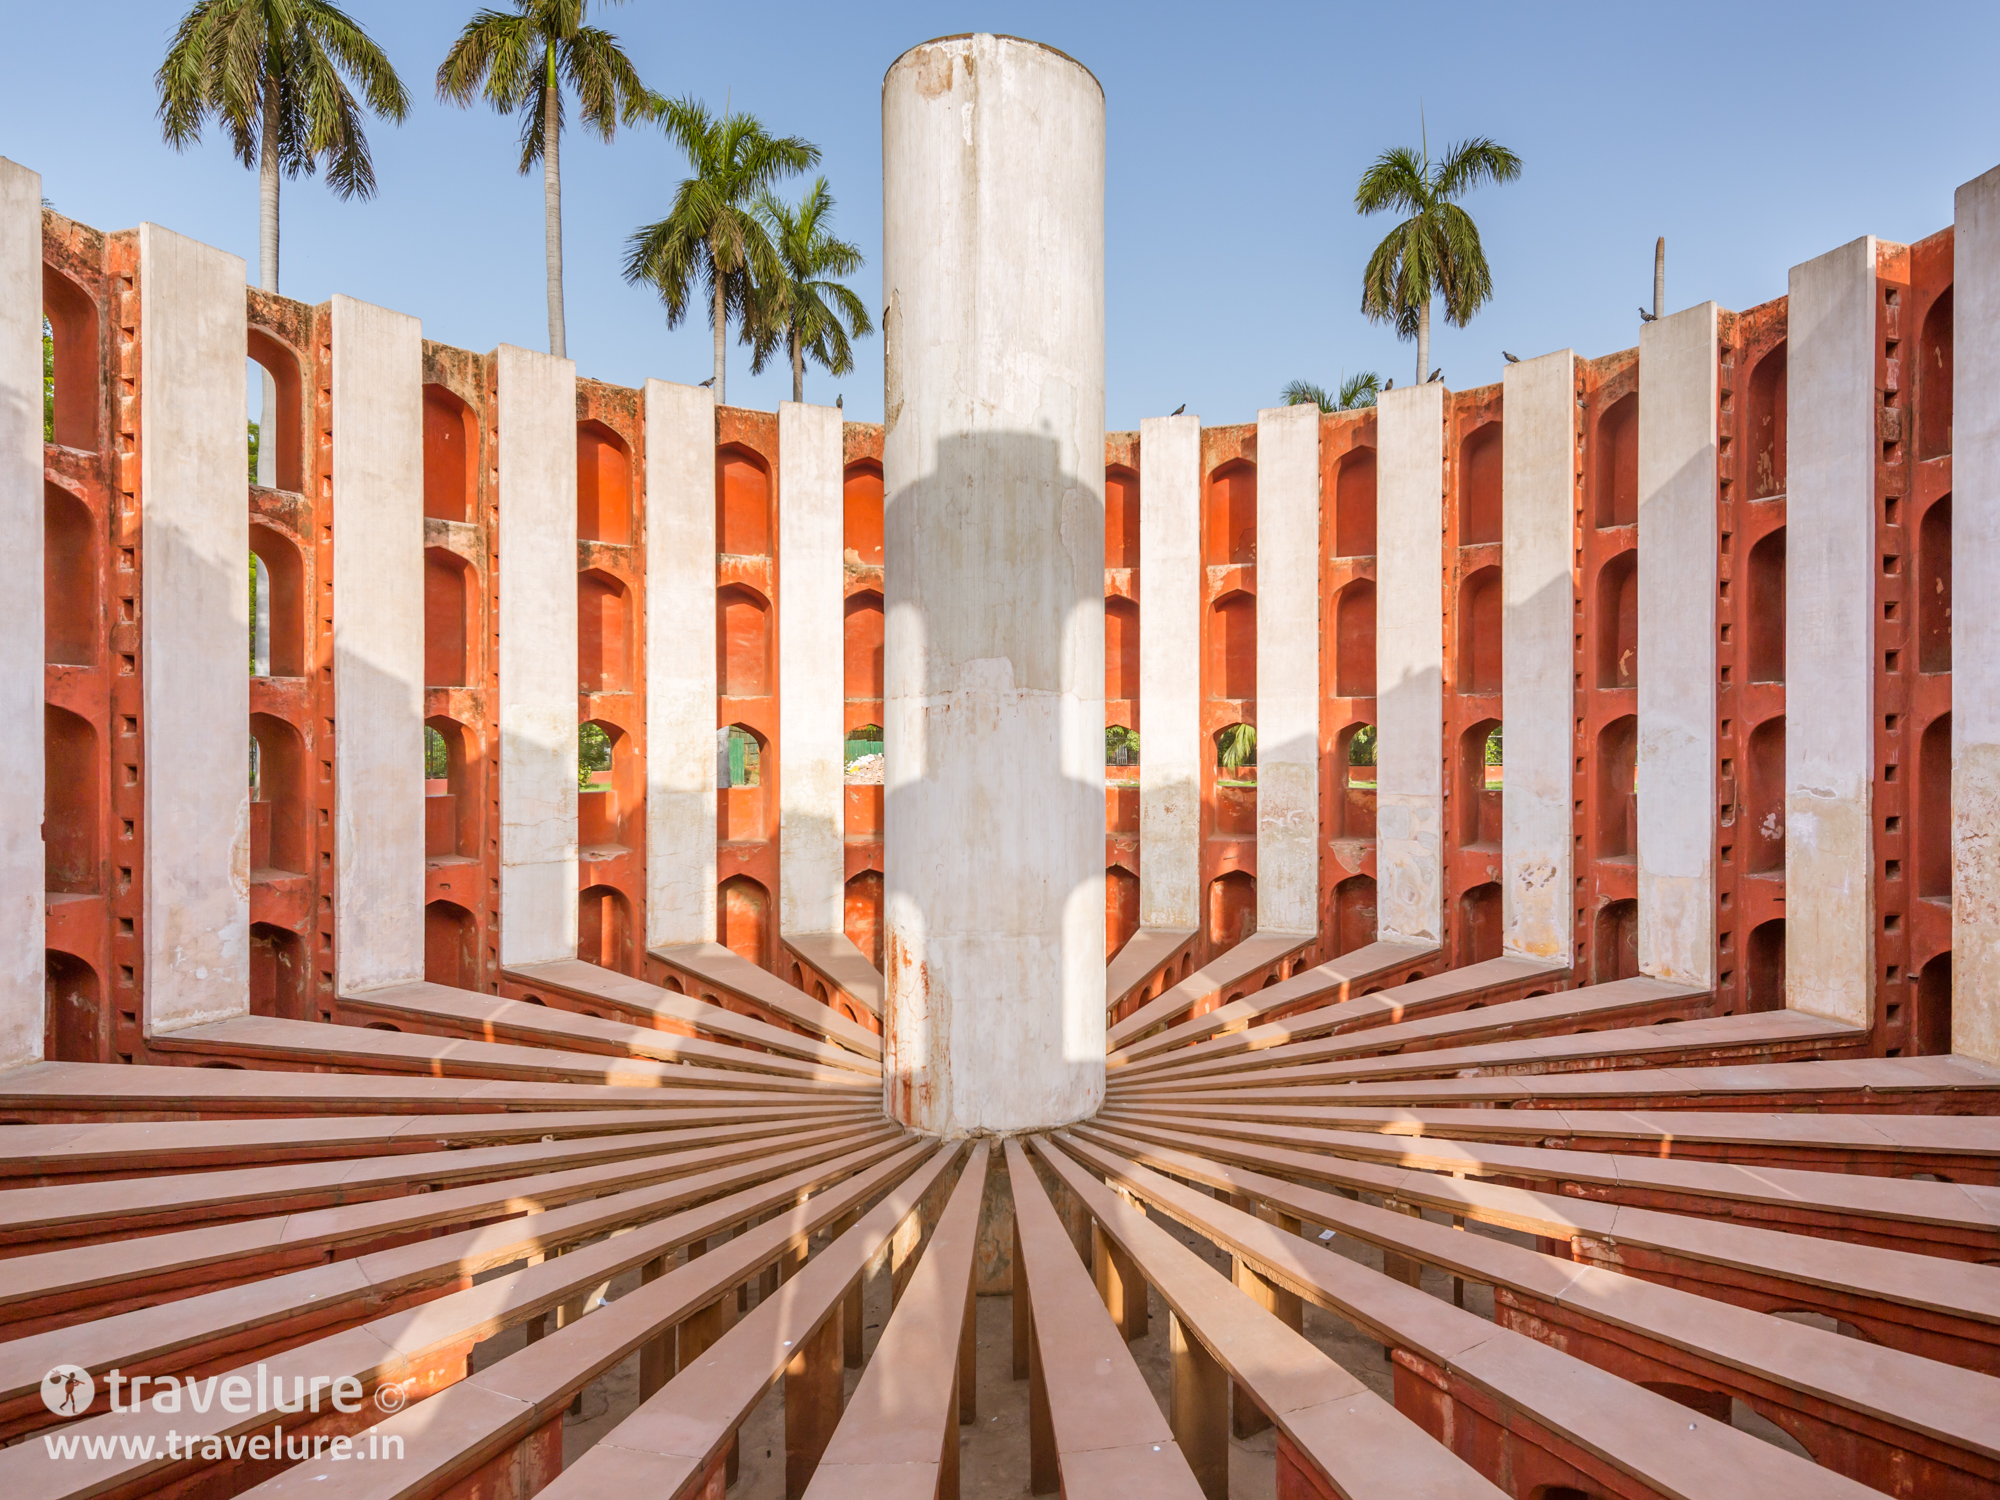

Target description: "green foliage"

left=42, top=320, right=53, bottom=442
left=578, top=721, right=612, bottom=787
left=844, top=725, right=883, bottom=768
left=1216, top=722, right=1256, bottom=771
left=747, top=178, right=872, bottom=400
left=1106, top=725, right=1140, bottom=766
left=1356, top=134, right=1521, bottom=340
left=1347, top=724, right=1377, bottom=766
left=1283, top=372, right=1380, bottom=413
left=425, top=726, right=449, bottom=779
left=1485, top=723, right=1503, bottom=766
left=248, top=419, right=261, bottom=485
left=249, top=553, right=260, bottom=672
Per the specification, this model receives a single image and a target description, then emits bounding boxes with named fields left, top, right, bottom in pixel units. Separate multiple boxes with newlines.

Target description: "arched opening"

left=1209, top=591, right=1255, bottom=701
left=1458, top=720, right=1502, bottom=849
left=425, top=717, right=480, bottom=860
left=250, top=554, right=271, bottom=676
left=1106, top=725, right=1140, bottom=772
left=1455, top=881, right=1502, bottom=967
left=248, top=525, right=305, bottom=678
left=1917, top=713, right=1951, bottom=901
left=1593, top=899, right=1640, bottom=984
left=250, top=922, right=308, bottom=1020
left=44, top=706, right=98, bottom=895
left=1594, top=392, right=1639, bottom=528
left=1746, top=529, right=1786, bottom=685
left=1334, top=449, right=1377, bottom=558
left=1918, top=495, right=1951, bottom=675
left=578, top=884, right=633, bottom=974
left=424, top=548, right=475, bottom=688
left=576, top=420, right=632, bottom=543
left=43, top=265, right=99, bottom=452
left=1595, top=715, right=1638, bottom=861
left=843, top=461, right=883, bottom=567
left=1457, top=566, right=1501, bottom=694
left=718, top=446, right=771, bottom=557
left=844, top=591, right=884, bottom=701
left=1746, top=919, right=1786, bottom=1013
left=719, top=875, right=771, bottom=968
left=424, top=900, right=477, bottom=989
left=1106, top=864, right=1139, bottom=962
left=577, top=569, right=631, bottom=693
left=246, top=328, right=305, bottom=492
left=1214, top=722, right=1257, bottom=832
left=1206, top=870, right=1256, bottom=948
left=1915, top=951, right=1952, bottom=1056
left=1334, top=580, right=1376, bottom=698
left=1332, top=874, right=1377, bottom=956
left=844, top=869, right=884, bottom=970
left=1595, top=550, right=1638, bottom=689
left=1748, top=341, right=1788, bottom=497
left=718, top=724, right=767, bottom=842
left=1337, top=723, right=1376, bottom=839
left=1917, top=287, right=1953, bottom=461
left=1459, top=423, right=1502, bottom=545
left=1105, top=465, right=1139, bottom=569
left=44, top=482, right=96, bottom=667
left=43, top=951, right=100, bottom=1064
left=1105, top=597, right=1138, bottom=701
left=248, top=713, right=308, bottom=875
left=718, top=584, right=771, bottom=699
left=1745, top=717, right=1786, bottom=875
left=1206, top=460, right=1256, bottom=566
left=578, top=721, right=624, bottom=851
left=422, top=384, right=474, bottom=523
left=846, top=724, right=884, bottom=773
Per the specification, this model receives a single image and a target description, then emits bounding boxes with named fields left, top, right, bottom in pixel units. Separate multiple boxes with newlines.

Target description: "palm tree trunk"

left=712, top=268, right=726, bottom=407
left=256, top=82, right=279, bottom=488
left=791, top=328, right=803, bottom=404
left=542, top=50, right=565, bottom=360
left=1416, top=298, right=1430, bottom=389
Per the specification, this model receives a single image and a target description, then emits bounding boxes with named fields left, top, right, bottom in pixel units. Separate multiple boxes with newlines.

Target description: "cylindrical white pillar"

left=881, top=34, right=1106, bottom=1135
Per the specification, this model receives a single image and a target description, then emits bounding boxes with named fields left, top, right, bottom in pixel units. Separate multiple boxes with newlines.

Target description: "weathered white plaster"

left=1375, top=383, right=1445, bottom=947
left=0, top=159, right=42, bottom=1066
left=1138, top=412, right=1201, bottom=932
left=140, top=223, right=249, bottom=1032
left=1636, top=303, right=1720, bottom=989
left=495, top=344, right=577, bottom=968
left=1786, top=242, right=1876, bottom=1027
left=1255, top=402, right=1320, bottom=936
left=778, top=400, right=845, bottom=936
left=644, top=379, right=717, bottom=948
left=330, top=295, right=425, bottom=993
left=881, top=33, right=1106, bottom=1135
left=1501, top=349, right=1576, bottom=961
left=1956, top=165, right=2000, bottom=1062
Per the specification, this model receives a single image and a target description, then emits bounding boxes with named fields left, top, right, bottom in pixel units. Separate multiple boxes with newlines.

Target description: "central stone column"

left=881, top=34, right=1106, bottom=1135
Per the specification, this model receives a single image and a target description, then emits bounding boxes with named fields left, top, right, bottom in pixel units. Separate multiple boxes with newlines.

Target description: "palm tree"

left=438, top=0, right=658, bottom=359
left=1282, top=372, right=1381, bottom=412
left=1356, top=131, right=1521, bottom=386
left=623, top=99, right=818, bottom=406
left=157, top=0, right=408, bottom=482
left=1217, top=723, right=1256, bottom=774
left=747, top=179, right=872, bottom=404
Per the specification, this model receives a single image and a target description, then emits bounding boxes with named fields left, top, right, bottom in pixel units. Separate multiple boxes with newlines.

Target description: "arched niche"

left=844, top=590, right=884, bottom=701
left=1918, top=495, right=1951, bottom=674
left=1917, top=288, right=1953, bottom=461
left=1105, top=596, right=1138, bottom=701
left=1593, top=899, right=1639, bottom=984
left=1209, top=590, right=1255, bottom=701
left=1334, top=448, right=1377, bottom=558
left=1596, top=715, right=1638, bottom=861
left=1331, top=873, right=1377, bottom=957
left=1746, top=918, right=1786, bottom=1013
left=578, top=720, right=629, bottom=851
left=250, top=922, right=308, bottom=1020
left=1105, top=464, right=1139, bottom=570
left=246, top=327, right=305, bottom=492
left=43, top=265, right=99, bottom=452
left=1334, top=579, right=1376, bottom=698
left=1206, top=870, right=1256, bottom=948
left=425, top=716, right=480, bottom=860
left=44, top=481, right=96, bottom=667
left=249, top=712, right=309, bottom=875
left=1747, top=342, right=1788, bottom=497
left=248, top=524, right=306, bottom=678
left=718, top=724, right=768, bottom=842
left=424, top=547, right=475, bottom=688
left=44, top=950, right=101, bottom=1063
left=1595, top=549, right=1638, bottom=690
left=1744, top=716, right=1786, bottom=875
left=1917, top=712, right=1951, bottom=901
left=1594, top=392, right=1638, bottom=528
left=844, top=869, right=884, bottom=970
left=579, top=884, right=634, bottom=973
left=1106, top=864, right=1139, bottom=962
left=423, top=384, right=475, bottom=522
left=843, top=461, right=883, bottom=566
left=424, top=900, right=477, bottom=989
left=719, top=874, right=770, bottom=968
left=44, top=705, right=97, bottom=895
left=1746, top=529, right=1785, bottom=685
left=577, top=420, right=633, bottom=543
left=718, top=584, right=771, bottom=698
left=1458, top=719, right=1502, bottom=849
left=1336, top=722, right=1376, bottom=839
left=718, top=445, right=771, bottom=557
left=1457, top=565, right=1501, bottom=694
left=1455, top=881, right=1502, bottom=967
left=1206, top=459, right=1256, bottom=566
left=1459, top=423, right=1502, bottom=545
left=578, top=569, right=632, bottom=693
left=1914, top=951, right=1951, bottom=1056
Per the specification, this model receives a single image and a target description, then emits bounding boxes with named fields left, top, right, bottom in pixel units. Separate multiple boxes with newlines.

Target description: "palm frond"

left=1283, top=379, right=1334, bottom=413
left=1338, top=371, right=1381, bottom=409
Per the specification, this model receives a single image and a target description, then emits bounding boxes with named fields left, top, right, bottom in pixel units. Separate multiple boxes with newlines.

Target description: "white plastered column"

left=1636, top=303, right=1720, bottom=988
left=0, top=159, right=41, bottom=1065
left=1501, top=350, right=1576, bottom=961
left=330, top=295, right=424, bottom=993
left=495, top=344, right=578, bottom=968
left=881, top=34, right=1106, bottom=1134
left=140, top=223, right=249, bottom=1031
left=1255, top=402, right=1320, bottom=936
left=644, top=379, right=717, bottom=947
left=1137, top=412, right=1201, bottom=931
left=1786, top=241, right=1877, bottom=1026
left=1375, top=383, right=1445, bottom=947
left=1957, top=166, right=2000, bottom=1062
left=778, top=400, right=845, bottom=936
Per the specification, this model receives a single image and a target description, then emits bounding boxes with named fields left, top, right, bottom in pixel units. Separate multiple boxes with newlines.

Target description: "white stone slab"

left=1138, top=412, right=1201, bottom=931
left=1502, top=349, right=1576, bottom=961
left=1375, top=383, right=1445, bottom=947
left=1957, top=165, right=2000, bottom=1062
left=495, top=344, right=577, bottom=968
left=644, top=378, right=717, bottom=947
left=140, top=223, right=249, bottom=1031
left=330, top=294, right=425, bottom=993
left=0, top=159, right=41, bottom=1065
left=778, top=400, right=844, bottom=936
left=1786, top=241, right=1877, bottom=1026
left=1255, top=401, right=1320, bottom=936
left=1636, top=303, right=1720, bottom=989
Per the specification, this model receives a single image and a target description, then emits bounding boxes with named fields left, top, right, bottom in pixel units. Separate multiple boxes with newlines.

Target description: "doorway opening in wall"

left=425, top=900, right=477, bottom=990
left=718, top=725, right=768, bottom=844
left=1914, top=951, right=1952, bottom=1055
left=1106, top=863, right=1139, bottom=963
left=1336, top=724, right=1376, bottom=839
left=579, top=721, right=627, bottom=856
left=1455, top=882, right=1502, bottom=967
left=845, top=725, right=883, bottom=784
left=44, top=950, right=100, bottom=1064
left=1207, top=870, right=1256, bottom=948
left=844, top=869, right=884, bottom=970
left=578, top=885, right=633, bottom=974
left=1593, top=899, right=1639, bottom=984
left=720, top=874, right=771, bottom=968
left=1746, top=919, right=1786, bottom=1013
left=44, top=268, right=100, bottom=453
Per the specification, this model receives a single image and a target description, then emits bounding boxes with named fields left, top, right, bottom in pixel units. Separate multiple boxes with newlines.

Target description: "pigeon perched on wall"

left=1638, top=307, right=1658, bottom=323
left=699, top=376, right=716, bottom=387
left=1170, top=404, right=1185, bottom=416
left=1427, top=368, right=1442, bottom=383
left=1503, top=351, right=1520, bottom=364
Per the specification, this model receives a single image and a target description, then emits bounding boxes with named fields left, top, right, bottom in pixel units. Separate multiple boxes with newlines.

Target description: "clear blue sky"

left=6, top=1, right=1998, bottom=427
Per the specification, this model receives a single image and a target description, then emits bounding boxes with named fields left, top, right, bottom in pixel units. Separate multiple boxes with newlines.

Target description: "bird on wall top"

left=1638, top=307, right=1658, bottom=323
left=1427, top=368, right=1443, bottom=383
left=1170, top=404, right=1186, bottom=416
left=836, top=394, right=843, bottom=409
left=1382, top=379, right=1394, bottom=392
left=699, top=376, right=717, bottom=388
left=1503, top=351, right=1520, bottom=364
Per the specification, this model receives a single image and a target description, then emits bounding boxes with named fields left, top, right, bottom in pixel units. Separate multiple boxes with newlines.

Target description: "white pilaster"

left=1137, top=412, right=1201, bottom=931
left=1255, top=402, right=1320, bottom=935
left=779, top=400, right=844, bottom=936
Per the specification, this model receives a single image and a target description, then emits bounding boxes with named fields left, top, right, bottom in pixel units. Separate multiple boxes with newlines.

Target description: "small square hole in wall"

left=1719, top=969, right=1735, bottom=988
left=121, top=716, right=136, bottom=735
left=1886, top=860, right=1902, bottom=880
left=1888, top=1002, right=1903, bottom=1023
left=1883, top=554, right=1902, bottom=574
left=121, top=820, right=134, bottom=838
left=1721, top=844, right=1735, bottom=864
left=1884, top=913, right=1902, bottom=933
left=1888, top=966, right=1902, bottom=983
left=1720, top=624, right=1733, bottom=643
left=1886, top=816, right=1902, bottom=833
left=120, top=598, right=134, bottom=621
left=1886, top=713, right=1901, bottom=732
left=120, top=548, right=134, bottom=570
left=120, top=965, right=134, bottom=983
left=117, top=917, right=133, bottom=935
left=1719, top=667, right=1732, bottom=684
left=1885, top=497, right=1901, bottom=524
left=1885, top=763, right=1899, bottom=782
left=119, top=654, right=135, bottom=674
left=1884, top=601, right=1899, bottom=621
left=1886, top=650, right=1901, bottom=671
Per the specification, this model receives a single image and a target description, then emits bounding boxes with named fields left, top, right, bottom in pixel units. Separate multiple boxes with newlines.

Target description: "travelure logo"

left=41, top=1365, right=94, bottom=1418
